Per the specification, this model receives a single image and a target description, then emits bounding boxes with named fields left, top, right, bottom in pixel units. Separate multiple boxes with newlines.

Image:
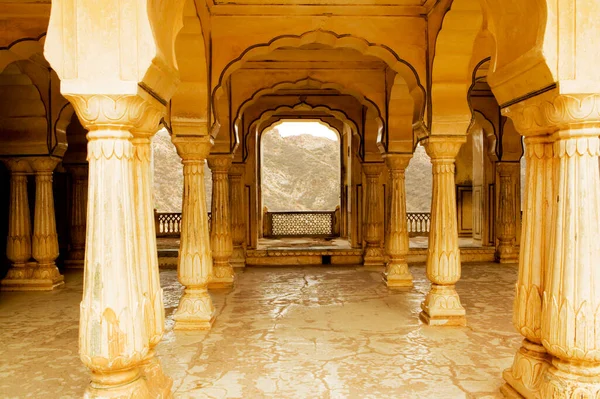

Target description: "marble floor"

left=0, top=263, right=521, bottom=398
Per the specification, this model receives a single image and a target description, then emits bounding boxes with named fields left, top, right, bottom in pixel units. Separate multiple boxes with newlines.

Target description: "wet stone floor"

left=0, top=263, right=521, bottom=398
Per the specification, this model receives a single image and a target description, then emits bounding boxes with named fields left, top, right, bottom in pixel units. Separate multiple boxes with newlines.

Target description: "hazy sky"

left=275, top=121, right=338, bottom=141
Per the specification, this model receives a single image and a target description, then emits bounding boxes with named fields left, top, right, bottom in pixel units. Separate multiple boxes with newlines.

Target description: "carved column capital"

left=384, top=153, right=412, bottom=171
left=207, top=154, right=233, bottom=172
left=66, top=92, right=164, bottom=133
left=2, top=158, right=33, bottom=174
left=29, top=157, right=61, bottom=174
left=229, top=164, right=245, bottom=177
left=172, top=136, right=213, bottom=161
left=503, top=91, right=600, bottom=136
left=65, top=164, right=89, bottom=179
left=423, top=136, right=466, bottom=160
left=362, top=163, right=385, bottom=177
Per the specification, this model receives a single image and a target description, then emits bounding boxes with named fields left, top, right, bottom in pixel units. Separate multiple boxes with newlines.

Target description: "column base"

left=541, top=360, right=600, bottom=399
left=420, top=284, right=466, bottom=326
left=1, top=262, right=64, bottom=291
left=363, top=247, right=385, bottom=271
left=496, top=243, right=519, bottom=264
left=85, top=369, right=150, bottom=399
left=231, top=247, right=246, bottom=268
left=209, top=263, right=235, bottom=289
left=173, top=288, right=216, bottom=330
left=142, top=351, right=173, bottom=399
left=64, top=259, right=85, bottom=269
left=502, top=339, right=551, bottom=399
left=385, top=261, right=413, bottom=288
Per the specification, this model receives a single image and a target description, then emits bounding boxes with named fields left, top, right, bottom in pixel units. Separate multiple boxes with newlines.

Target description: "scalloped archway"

left=212, top=30, right=425, bottom=137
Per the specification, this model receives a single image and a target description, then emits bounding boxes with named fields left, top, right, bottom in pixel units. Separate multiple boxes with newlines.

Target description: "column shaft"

left=208, top=155, right=235, bottom=288
left=31, top=157, right=64, bottom=289
left=1, top=159, right=34, bottom=290
left=495, top=161, right=520, bottom=263
left=384, top=154, right=413, bottom=288
left=501, top=137, right=553, bottom=398
left=173, top=137, right=215, bottom=330
left=132, top=133, right=171, bottom=397
left=65, top=165, right=88, bottom=268
left=541, top=130, right=600, bottom=397
left=420, top=136, right=466, bottom=326
left=229, top=164, right=246, bottom=268
left=80, top=127, right=150, bottom=397
left=362, top=163, right=385, bottom=270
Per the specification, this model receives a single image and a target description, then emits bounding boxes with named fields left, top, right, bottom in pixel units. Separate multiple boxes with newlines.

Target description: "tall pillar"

left=64, top=165, right=88, bottom=268
left=384, top=154, right=413, bottom=288
left=229, top=164, right=246, bottom=268
left=362, top=163, right=385, bottom=270
left=501, top=137, right=553, bottom=398
left=30, top=157, right=64, bottom=290
left=1, top=159, right=35, bottom=290
left=69, top=94, right=163, bottom=397
left=495, top=161, right=520, bottom=264
left=420, top=136, right=467, bottom=326
left=503, top=92, right=600, bottom=397
left=541, top=123, right=600, bottom=397
left=131, top=129, right=171, bottom=396
left=172, top=136, right=216, bottom=330
left=207, top=155, right=235, bottom=288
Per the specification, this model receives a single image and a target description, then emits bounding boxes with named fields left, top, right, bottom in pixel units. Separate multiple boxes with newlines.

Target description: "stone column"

left=362, top=163, right=385, bottom=270
left=68, top=93, right=164, bottom=397
left=495, top=161, right=520, bottom=264
left=503, top=92, right=600, bottom=397
left=229, top=164, right=246, bottom=268
left=131, top=129, right=171, bottom=396
left=383, top=154, right=413, bottom=288
left=30, top=157, right=64, bottom=290
left=420, top=136, right=466, bottom=326
left=208, top=155, right=235, bottom=288
left=501, top=137, right=553, bottom=398
left=541, top=127, right=600, bottom=397
left=64, top=165, right=88, bottom=268
left=172, top=136, right=216, bottom=330
left=1, top=159, right=35, bottom=290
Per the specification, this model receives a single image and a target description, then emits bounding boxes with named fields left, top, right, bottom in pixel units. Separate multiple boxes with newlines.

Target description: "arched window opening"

left=261, top=120, right=342, bottom=238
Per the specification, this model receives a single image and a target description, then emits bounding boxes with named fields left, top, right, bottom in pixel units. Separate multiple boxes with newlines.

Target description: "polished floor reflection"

left=0, top=263, right=520, bottom=398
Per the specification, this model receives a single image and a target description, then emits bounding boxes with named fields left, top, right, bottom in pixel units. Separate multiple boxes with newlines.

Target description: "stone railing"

left=407, top=212, right=430, bottom=237
left=155, top=211, right=211, bottom=237
left=263, top=208, right=340, bottom=238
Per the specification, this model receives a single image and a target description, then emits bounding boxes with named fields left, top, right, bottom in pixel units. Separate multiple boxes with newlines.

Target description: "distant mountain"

left=262, top=128, right=341, bottom=211
left=152, top=128, right=432, bottom=214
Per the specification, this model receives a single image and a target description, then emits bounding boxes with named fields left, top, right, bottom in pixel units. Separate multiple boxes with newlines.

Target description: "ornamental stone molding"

left=420, top=136, right=466, bottom=326
left=383, top=154, right=413, bottom=288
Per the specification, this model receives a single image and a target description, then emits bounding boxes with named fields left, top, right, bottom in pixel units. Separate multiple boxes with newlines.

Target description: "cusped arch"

left=171, top=0, right=209, bottom=134
left=213, top=30, right=425, bottom=132
left=252, top=103, right=359, bottom=139
left=430, top=0, right=485, bottom=136
left=471, top=110, right=498, bottom=162
left=246, top=102, right=362, bottom=162
left=0, top=34, right=47, bottom=74
left=234, top=78, right=381, bottom=141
